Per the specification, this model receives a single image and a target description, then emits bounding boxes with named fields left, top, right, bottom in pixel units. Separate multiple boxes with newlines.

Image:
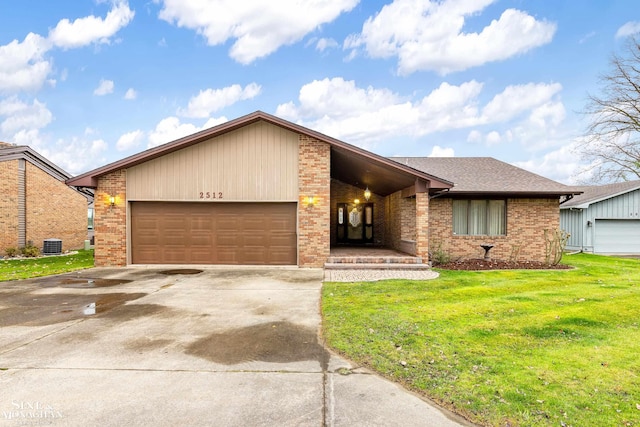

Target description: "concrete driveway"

left=0, top=267, right=469, bottom=427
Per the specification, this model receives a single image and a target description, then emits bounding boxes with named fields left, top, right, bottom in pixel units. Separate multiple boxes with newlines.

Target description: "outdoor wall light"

left=109, top=195, right=116, bottom=207
left=306, top=196, right=315, bottom=206
left=354, top=198, right=360, bottom=205
left=364, top=186, right=371, bottom=201
left=587, top=220, right=593, bottom=227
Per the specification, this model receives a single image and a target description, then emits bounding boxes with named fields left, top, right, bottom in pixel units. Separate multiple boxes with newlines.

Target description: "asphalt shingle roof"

left=561, top=180, right=640, bottom=208
left=391, top=157, right=579, bottom=195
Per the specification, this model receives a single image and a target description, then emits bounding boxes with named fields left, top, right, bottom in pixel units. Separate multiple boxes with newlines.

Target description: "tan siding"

left=127, top=121, right=299, bottom=201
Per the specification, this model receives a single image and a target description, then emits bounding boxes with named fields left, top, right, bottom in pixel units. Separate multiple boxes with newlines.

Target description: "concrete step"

left=324, top=263, right=432, bottom=270
left=326, top=256, right=424, bottom=264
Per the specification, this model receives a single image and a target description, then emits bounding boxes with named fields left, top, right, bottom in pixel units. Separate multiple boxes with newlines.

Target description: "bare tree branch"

left=576, top=36, right=640, bottom=183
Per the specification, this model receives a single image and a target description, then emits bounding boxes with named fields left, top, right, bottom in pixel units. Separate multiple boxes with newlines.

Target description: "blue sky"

left=1, top=0, right=639, bottom=183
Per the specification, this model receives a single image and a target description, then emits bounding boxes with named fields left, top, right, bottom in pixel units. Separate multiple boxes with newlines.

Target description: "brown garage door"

left=131, top=202, right=297, bottom=265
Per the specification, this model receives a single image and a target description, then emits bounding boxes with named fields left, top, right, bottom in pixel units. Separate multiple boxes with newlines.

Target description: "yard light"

left=364, top=186, right=371, bottom=201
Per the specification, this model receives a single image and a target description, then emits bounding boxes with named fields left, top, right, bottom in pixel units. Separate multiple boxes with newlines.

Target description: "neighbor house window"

left=453, top=200, right=506, bottom=235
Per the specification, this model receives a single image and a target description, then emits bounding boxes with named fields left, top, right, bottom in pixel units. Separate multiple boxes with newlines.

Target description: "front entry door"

left=337, top=203, right=373, bottom=243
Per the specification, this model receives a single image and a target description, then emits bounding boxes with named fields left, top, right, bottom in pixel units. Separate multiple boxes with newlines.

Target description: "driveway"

left=0, top=267, right=469, bottom=426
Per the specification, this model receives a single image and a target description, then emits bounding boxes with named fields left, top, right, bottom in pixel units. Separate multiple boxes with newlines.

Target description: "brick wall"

left=415, top=192, right=429, bottom=260
left=298, top=136, right=330, bottom=267
left=429, top=197, right=560, bottom=263
left=95, top=170, right=127, bottom=266
left=25, top=163, right=87, bottom=252
left=385, top=191, right=419, bottom=255
left=0, top=160, right=19, bottom=253
left=330, top=179, right=385, bottom=246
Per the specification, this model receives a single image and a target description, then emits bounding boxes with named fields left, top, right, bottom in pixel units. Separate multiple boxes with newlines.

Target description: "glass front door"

left=336, top=203, right=373, bottom=243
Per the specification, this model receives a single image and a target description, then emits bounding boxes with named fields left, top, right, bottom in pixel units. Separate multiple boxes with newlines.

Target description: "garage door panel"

left=132, top=202, right=297, bottom=264
left=595, top=219, right=640, bottom=253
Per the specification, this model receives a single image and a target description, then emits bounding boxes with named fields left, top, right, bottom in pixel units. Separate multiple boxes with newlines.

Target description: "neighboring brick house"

left=66, top=111, right=578, bottom=268
left=0, top=142, right=90, bottom=255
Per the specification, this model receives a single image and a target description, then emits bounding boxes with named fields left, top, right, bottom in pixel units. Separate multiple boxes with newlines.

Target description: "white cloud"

left=116, top=129, right=144, bottom=151
left=0, top=97, right=52, bottom=134
left=316, top=38, right=339, bottom=52
left=94, top=79, right=114, bottom=96
left=177, top=83, right=261, bottom=118
left=513, top=142, right=586, bottom=185
left=276, top=77, right=562, bottom=145
left=0, top=3, right=133, bottom=94
left=467, top=130, right=482, bottom=143
left=485, top=131, right=502, bottom=146
left=528, top=100, right=565, bottom=128
left=49, top=1, right=135, bottom=49
left=428, top=145, right=454, bottom=157
left=124, top=88, right=137, bottom=100
left=157, top=0, right=359, bottom=64
left=18, top=131, right=109, bottom=175
left=482, top=82, right=562, bottom=122
left=346, top=0, right=556, bottom=75
left=0, top=33, right=52, bottom=93
left=148, top=116, right=228, bottom=148
left=616, top=21, right=640, bottom=39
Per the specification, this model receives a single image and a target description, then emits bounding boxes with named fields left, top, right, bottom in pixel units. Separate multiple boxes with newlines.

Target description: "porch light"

left=306, top=196, right=315, bottom=206
left=354, top=198, right=360, bottom=205
left=109, top=195, right=116, bottom=207
left=364, top=186, right=371, bottom=201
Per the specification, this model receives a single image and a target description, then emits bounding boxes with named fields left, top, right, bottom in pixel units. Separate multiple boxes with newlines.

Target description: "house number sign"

left=199, top=192, right=223, bottom=199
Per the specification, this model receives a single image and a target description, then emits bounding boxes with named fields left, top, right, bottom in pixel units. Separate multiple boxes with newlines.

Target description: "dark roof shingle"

left=561, top=180, right=640, bottom=208
left=391, top=157, right=580, bottom=196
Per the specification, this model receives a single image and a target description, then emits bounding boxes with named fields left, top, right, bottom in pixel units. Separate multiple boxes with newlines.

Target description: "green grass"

left=322, top=254, right=640, bottom=427
left=0, top=250, right=94, bottom=281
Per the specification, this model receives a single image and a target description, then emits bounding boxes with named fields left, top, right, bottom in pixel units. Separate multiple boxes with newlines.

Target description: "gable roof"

left=0, top=143, right=94, bottom=200
left=560, top=180, right=640, bottom=209
left=0, top=143, right=71, bottom=181
left=66, top=111, right=453, bottom=193
left=391, top=157, right=581, bottom=197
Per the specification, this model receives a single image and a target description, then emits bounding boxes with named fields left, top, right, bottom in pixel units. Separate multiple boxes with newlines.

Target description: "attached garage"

left=594, top=219, right=640, bottom=254
left=131, top=202, right=297, bottom=265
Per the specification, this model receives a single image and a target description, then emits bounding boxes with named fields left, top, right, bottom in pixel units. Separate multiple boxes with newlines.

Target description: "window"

left=453, top=199, right=506, bottom=235
left=88, top=208, right=94, bottom=230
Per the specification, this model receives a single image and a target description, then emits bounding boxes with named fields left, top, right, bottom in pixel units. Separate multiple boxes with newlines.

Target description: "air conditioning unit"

left=43, top=238, right=62, bottom=255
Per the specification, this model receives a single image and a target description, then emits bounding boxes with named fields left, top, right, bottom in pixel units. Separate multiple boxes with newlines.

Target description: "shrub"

left=5, top=247, right=19, bottom=257
left=430, top=241, right=451, bottom=265
left=21, top=245, right=40, bottom=258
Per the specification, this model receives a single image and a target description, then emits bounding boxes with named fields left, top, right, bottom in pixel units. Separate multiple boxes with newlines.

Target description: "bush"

left=4, top=247, right=19, bottom=257
left=430, top=242, right=451, bottom=265
left=21, top=245, right=40, bottom=257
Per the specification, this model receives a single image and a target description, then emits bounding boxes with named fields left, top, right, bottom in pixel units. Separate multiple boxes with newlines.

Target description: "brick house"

left=66, top=111, right=578, bottom=268
left=0, top=142, right=91, bottom=255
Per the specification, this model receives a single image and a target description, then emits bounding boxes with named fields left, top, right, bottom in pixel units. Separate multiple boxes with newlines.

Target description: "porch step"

left=324, top=263, right=432, bottom=270
left=326, top=256, right=424, bottom=264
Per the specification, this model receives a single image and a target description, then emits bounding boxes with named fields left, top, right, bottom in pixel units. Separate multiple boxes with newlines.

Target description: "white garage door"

left=594, top=219, right=640, bottom=254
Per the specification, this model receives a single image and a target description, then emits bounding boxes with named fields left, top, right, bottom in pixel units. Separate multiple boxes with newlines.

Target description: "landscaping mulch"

left=435, top=258, right=572, bottom=270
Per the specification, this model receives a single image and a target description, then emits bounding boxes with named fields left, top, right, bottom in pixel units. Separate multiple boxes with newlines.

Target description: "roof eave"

left=66, top=110, right=454, bottom=190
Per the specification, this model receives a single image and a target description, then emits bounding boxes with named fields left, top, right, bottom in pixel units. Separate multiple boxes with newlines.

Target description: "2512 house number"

left=199, top=192, right=223, bottom=199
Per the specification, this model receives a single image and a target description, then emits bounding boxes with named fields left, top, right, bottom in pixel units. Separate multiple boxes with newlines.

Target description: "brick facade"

left=95, top=170, right=127, bottom=267
left=0, top=160, right=19, bottom=253
left=298, top=136, right=330, bottom=267
left=429, top=197, right=560, bottom=263
left=25, top=162, right=87, bottom=252
left=415, top=192, right=429, bottom=260
left=385, top=191, right=420, bottom=255
left=0, top=159, right=87, bottom=255
left=330, top=179, right=385, bottom=246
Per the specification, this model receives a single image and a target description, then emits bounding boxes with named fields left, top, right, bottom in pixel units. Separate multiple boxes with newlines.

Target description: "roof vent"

left=43, top=238, right=62, bottom=255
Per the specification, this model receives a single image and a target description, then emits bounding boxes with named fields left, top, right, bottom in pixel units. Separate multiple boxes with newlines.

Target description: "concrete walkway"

left=0, top=267, right=468, bottom=427
left=324, top=269, right=439, bottom=282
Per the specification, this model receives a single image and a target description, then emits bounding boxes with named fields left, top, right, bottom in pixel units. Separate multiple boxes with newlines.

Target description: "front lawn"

left=0, top=250, right=94, bottom=281
left=322, top=254, right=640, bottom=426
